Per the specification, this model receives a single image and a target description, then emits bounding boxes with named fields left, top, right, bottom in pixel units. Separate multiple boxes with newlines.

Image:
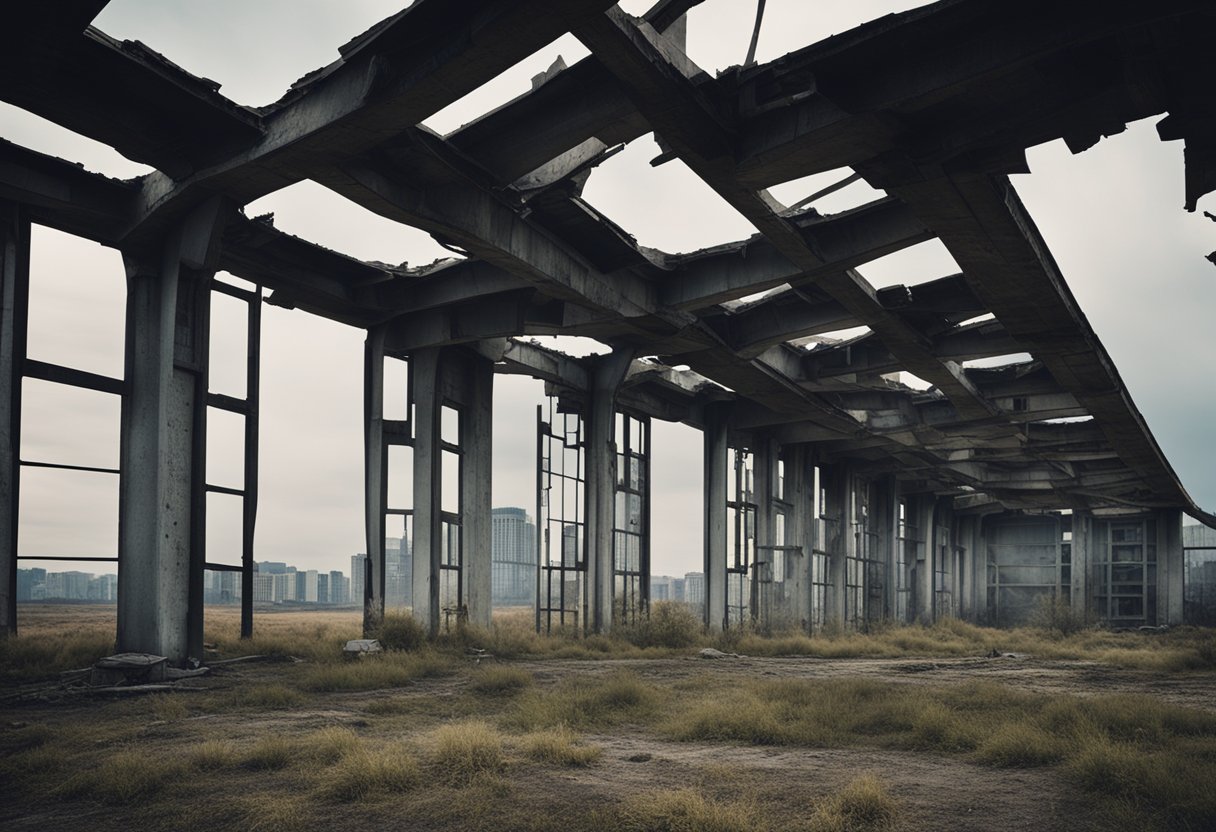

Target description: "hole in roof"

left=530, top=335, right=611, bottom=359
left=0, top=102, right=154, bottom=180
left=581, top=136, right=757, bottom=253
left=1017, top=116, right=1216, bottom=509
left=245, top=180, right=453, bottom=266
left=94, top=1, right=406, bottom=108
left=800, top=325, right=871, bottom=348
left=856, top=239, right=961, bottom=290
left=684, top=0, right=932, bottom=75
left=898, top=371, right=934, bottom=391
left=962, top=353, right=1033, bottom=369
left=770, top=168, right=887, bottom=215
left=728, top=284, right=791, bottom=309
left=957, top=313, right=996, bottom=328
left=423, top=34, right=591, bottom=135
left=1037, top=416, right=1095, bottom=425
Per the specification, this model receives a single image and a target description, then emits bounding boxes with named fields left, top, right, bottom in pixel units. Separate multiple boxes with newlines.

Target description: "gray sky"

left=6, top=1, right=1215, bottom=581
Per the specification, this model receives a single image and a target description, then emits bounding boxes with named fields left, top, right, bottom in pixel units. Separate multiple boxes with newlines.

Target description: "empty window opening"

left=20, top=379, right=120, bottom=472
left=18, top=466, right=119, bottom=561
left=580, top=136, right=757, bottom=253
left=648, top=419, right=703, bottom=600
left=27, top=225, right=126, bottom=379
left=383, top=356, right=411, bottom=422
left=209, top=286, right=250, bottom=399
left=387, top=445, right=414, bottom=511
left=15, top=560, right=119, bottom=614
left=206, top=406, right=246, bottom=491
left=244, top=180, right=455, bottom=267
left=856, top=239, right=961, bottom=291
left=205, top=492, right=244, bottom=569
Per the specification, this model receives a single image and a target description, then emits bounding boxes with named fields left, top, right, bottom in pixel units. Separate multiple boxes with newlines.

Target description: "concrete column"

left=583, top=349, right=632, bottom=634
left=825, top=465, right=849, bottom=626
left=461, top=352, right=493, bottom=630
left=702, top=402, right=730, bottom=632
left=1160, top=509, right=1184, bottom=625
left=117, top=199, right=226, bottom=665
left=410, top=348, right=442, bottom=635
left=881, top=476, right=900, bottom=622
left=1071, top=510, right=1091, bottom=621
left=751, top=435, right=778, bottom=625
left=362, top=327, right=387, bottom=634
left=0, top=203, right=29, bottom=637
left=409, top=346, right=495, bottom=636
left=782, top=445, right=814, bottom=632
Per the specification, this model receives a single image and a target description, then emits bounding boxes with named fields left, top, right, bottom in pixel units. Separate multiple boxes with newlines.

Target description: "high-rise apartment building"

left=492, top=507, right=536, bottom=606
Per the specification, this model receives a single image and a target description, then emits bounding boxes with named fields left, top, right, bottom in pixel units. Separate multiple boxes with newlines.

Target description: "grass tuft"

left=520, top=726, right=602, bottom=767
left=807, top=774, right=899, bottom=832
left=617, top=789, right=759, bottom=832
left=374, top=612, right=428, bottom=652
left=188, top=740, right=239, bottom=770
left=58, top=751, right=185, bottom=805
left=429, top=720, right=505, bottom=783
left=468, top=665, right=533, bottom=696
left=313, top=743, right=422, bottom=802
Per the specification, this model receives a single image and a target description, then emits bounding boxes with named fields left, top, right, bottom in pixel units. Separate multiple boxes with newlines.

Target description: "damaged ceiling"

left=2, top=0, right=1214, bottom=522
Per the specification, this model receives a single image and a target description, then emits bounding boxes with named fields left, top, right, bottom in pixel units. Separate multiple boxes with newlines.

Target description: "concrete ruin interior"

left=3, top=0, right=1216, bottom=665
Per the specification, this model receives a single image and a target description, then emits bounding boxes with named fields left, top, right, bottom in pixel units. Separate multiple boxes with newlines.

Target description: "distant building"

left=684, top=572, right=705, bottom=611
left=351, top=554, right=367, bottom=608
left=1184, top=524, right=1216, bottom=624
left=16, top=568, right=46, bottom=602
left=386, top=536, right=412, bottom=609
left=253, top=572, right=273, bottom=602
left=329, top=570, right=349, bottom=606
left=492, top=507, right=536, bottom=606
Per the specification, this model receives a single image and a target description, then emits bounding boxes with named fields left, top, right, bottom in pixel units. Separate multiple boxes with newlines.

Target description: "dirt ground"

left=4, top=605, right=1213, bottom=831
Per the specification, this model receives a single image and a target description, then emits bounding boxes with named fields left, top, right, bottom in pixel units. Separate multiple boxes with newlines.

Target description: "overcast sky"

left=6, top=0, right=1214, bottom=583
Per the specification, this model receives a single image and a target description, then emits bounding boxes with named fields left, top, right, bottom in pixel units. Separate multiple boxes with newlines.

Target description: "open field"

left=3, top=605, right=1216, bottom=831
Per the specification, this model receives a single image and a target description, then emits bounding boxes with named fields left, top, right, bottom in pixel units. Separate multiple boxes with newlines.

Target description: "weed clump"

left=520, top=726, right=602, bottom=767
left=429, top=720, right=505, bottom=784
left=618, top=601, right=703, bottom=649
left=508, top=670, right=661, bottom=730
left=808, top=774, right=899, bottom=832
left=617, top=789, right=759, bottom=832
left=468, top=665, right=533, bottom=696
left=313, top=743, right=421, bottom=802
left=376, top=612, right=427, bottom=652
left=59, top=751, right=186, bottom=805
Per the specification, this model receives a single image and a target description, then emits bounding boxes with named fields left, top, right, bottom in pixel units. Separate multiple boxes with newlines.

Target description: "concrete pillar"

left=117, top=202, right=225, bottom=664
left=409, top=346, right=495, bottom=636
left=410, top=348, right=442, bottom=635
left=782, top=445, right=813, bottom=632
left=462, top=353, right=493, bottom=631
left=702, top=402, right=730, bottom=632
left=824, top=465, right=849, bottom=626
left=362, top=327, right=387, bottom=634
left=880, top=476, right=900, bottom=622
left=751, top=435, right=778, bottom=626
left=1160, top=508, right=1184, bottom=625
left=0, top=203, right=29, bottom=638
left=583, top=350, right=632, bottom=634
left=1071, top=510, right=1091, bottom=621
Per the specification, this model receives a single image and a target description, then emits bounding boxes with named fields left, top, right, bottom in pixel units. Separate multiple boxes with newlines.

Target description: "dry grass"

left=312, top=742, right=421, bottom=802
left=519, top=726, right=602, bottom=767
left=507, top=669, right=663, bottom=731
left=57, top=750, right=187, bottom=805
left=617, top=788, right=761, bottom=832
left=807, top=774, right=900, bottom=832
left=468, top=664, right=533, bottom=696
left=428, top=719, right=505, bottom=783
left=296, top=651, right=454, bottom=692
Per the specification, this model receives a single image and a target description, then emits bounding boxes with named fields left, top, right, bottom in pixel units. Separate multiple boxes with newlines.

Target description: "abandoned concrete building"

left=3, top=1, right=1216, bottom=664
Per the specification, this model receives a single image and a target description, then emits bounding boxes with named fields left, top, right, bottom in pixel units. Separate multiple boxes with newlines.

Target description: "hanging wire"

left=744, top=0, right=767, bottom=67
